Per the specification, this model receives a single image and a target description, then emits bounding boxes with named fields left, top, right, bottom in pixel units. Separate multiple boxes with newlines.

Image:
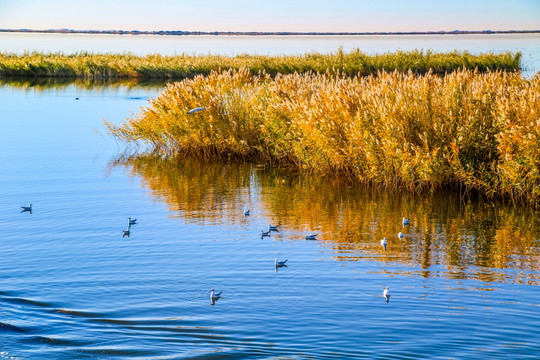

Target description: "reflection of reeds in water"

left=0, top=50, right=521, bottom=78
left=111, top=155, right=540, bottom=284
left=0, top=76, right=169, bottom=91
left=107, top=68, right=540, bottom=204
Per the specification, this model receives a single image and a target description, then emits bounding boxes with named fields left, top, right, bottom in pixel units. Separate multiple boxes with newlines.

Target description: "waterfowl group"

left=19, top=201, right=395, bottom=305
left=123, top=217, right=138, bottom=238
left=380, top=217, right=412, bottom=251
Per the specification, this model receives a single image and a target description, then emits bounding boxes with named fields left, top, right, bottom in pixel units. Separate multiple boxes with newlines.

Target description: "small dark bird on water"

left=21, top=204, right=32, bottom=214
left=123, top=229, right=130, bottom=238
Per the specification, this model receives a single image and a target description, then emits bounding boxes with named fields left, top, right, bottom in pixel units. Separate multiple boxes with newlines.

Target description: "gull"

left=123, top=229, right=130, bottom=238
left=128, top=217, right=137, bottom=226
left=275, top=258, right=288, bottom=267
left=275, top=258, right=288, bottom=272
left=305, top=234, right=318, bottom=240
left=187, top=107, right=209, bottom=114
left=243, top=209, right=250, bottom=217
left=261, top=230, right=271, bottom=238
left=398, top=232, right=404, bottom=239
left=383, top=287, right=391, bottom=303
left=402, top=217, right=410, bottom=226
left=381, top=237, right=387, bottom=251
left=210, top=289, right=222, bottom=305
left=20, top=204, right=32, bottom=213
left=268, top=224, right=279, bottom=232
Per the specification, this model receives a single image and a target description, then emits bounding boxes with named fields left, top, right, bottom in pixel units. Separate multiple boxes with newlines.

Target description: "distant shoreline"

left=1, top=28, right=539, bottom=36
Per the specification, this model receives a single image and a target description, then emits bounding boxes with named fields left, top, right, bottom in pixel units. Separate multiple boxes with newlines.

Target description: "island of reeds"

left=106, top=65, right=540, bottom=205
left=0, top=49, right=521, bottom=78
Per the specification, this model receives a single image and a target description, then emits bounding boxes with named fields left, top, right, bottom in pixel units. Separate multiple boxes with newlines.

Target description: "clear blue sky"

left=0, top=0, right=538, bottom=32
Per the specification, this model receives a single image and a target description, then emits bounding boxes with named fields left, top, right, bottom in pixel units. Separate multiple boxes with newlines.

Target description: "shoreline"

left=1, top=29, right=539, bottom=37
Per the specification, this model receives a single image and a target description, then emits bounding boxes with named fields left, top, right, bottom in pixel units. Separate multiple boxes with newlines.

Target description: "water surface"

left=0, top=79, right=539, bottom=359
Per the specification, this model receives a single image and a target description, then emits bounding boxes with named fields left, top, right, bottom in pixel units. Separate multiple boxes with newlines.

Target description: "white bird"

left=261, top=230, right=271, bottom=238
left=402, top=217, right=410, bottom=226
left=123, top=229, right=130, bottom=238
left=398, top=232, right=404, bottom=239
left=187, top=106, right=209, bottom=114
left=268, top=224, right=279, bottom=232
left=275, top=258, right=288, bottom=267
left=210, top=289, right=222, bottom=305
left=383, top=287, right=391, bottom=303
left=20, top=204, right=32, bottom=213
left=381, top=237, right=387, bottom=251
left=243, top=209, right=250, bottom=216
left=128, top=217, right=137, bottom=226
left=305, top=234, right=318, bottom=240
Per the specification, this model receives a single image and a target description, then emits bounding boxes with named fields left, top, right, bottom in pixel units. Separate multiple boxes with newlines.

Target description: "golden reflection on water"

left=0, top=77, right=168, bottom=91
left=111, top=155, right=540, bottom=284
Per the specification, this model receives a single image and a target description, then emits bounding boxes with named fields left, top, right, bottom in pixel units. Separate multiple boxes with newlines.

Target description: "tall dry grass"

left=106, top=68, right=539, bottom=204
left=0, top=49, right=521, bottom=78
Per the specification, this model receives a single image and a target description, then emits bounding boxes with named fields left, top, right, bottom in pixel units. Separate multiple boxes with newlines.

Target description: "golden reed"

left=107, top=68, right=539, bottom=205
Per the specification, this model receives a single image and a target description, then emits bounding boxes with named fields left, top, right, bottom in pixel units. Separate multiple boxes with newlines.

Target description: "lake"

left=1, top=32, right=539, bottom=76
left=0, top=34, right=539, bottom=359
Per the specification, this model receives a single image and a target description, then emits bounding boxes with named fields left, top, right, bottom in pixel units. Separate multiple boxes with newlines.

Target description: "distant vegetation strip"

left=106, top=68, right=540, bottom=204
left=0, top=50, right=521, bottom=78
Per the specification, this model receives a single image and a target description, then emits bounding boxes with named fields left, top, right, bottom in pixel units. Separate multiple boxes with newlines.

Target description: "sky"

left=0, top=0, right=538, bottom=32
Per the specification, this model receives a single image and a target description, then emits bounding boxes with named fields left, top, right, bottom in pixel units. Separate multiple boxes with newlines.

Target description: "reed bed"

left=107, top=68, right=540, bottom=204
left=0, top=49, right=521, bottom=78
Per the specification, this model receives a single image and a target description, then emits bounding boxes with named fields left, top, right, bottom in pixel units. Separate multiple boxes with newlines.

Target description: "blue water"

left=0, top=80, right=539, bottom=359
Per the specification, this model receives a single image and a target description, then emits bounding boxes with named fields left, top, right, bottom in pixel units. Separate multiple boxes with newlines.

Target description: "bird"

left=261, top=230, right=271, bottom=238
left=381, top=237, right=387, bottom=251
left=402, top=217, right=410, bottom=226
left=398, top=232, right=404, bottom=239
left=305, top=234, right=318, bottom=240
left=128, top=217, right=137, bottom=226
left=20, top=204, right=32, bottom=213
left=187, top=107, right=209, bottom=114
left=268, top=224, right=279, bottom=232
left=383, top=287, right=391, bottom=303
left=243, top=209, right=250, bottom=216
left=275, top=258, right=288, bottom=272
left=210, top=289, right=222, bottom=305
left=123, top=229, right=130, bottom=238
left=275, top=258, right=288, bottom=267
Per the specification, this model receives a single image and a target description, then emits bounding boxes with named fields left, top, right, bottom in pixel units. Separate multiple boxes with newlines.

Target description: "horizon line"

left=1, top=28, right=539, bottom=36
